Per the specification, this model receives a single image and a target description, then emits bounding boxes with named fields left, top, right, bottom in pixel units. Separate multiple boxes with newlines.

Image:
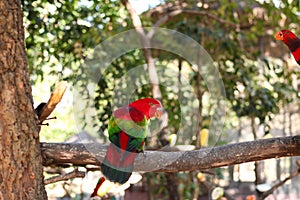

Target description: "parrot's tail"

left=101, top=143, right=136, bottom=184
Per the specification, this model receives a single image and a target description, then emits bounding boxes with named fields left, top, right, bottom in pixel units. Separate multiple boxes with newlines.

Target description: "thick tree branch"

left=41, top=136, right=300, bottom=172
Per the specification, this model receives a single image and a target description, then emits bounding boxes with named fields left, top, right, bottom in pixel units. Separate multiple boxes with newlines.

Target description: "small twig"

left=40, top=123, right=49, bottom=126
left=44, top=168, right=86, bottom=185
left=199, top=170, right=216, bottom=176
left=86, top=167, right=101, bottom=172
left=259, top=160, right=300, bottom=199
left=44, top=116, right=57, bottom=121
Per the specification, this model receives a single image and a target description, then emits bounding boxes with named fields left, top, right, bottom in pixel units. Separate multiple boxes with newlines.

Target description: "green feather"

left=108, top=116, right=121, bottom=136
left=108, top=115, right=149, bottom=139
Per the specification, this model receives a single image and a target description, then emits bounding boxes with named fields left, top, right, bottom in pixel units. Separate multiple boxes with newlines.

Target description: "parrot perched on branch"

left=91, top=98, right=163, bottom=197
left=275, top=30, right=300, bottom=66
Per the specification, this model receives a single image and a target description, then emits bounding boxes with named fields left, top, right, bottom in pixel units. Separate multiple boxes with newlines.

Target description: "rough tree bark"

left=0, top=1, right=47, bottom=199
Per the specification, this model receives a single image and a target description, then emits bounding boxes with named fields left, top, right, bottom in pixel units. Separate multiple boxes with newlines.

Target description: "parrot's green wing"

left=114, top=117, right=148, bottom=138
left=108, top=106, right=149, bottom=139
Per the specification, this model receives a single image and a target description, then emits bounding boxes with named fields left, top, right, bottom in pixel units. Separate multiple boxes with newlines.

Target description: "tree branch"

left=259, top=160, right=300, bottom=199
left=182, top=10, right=238, bottom=28
left=44, top=168, right=85, bottom=185
left=147, top=6, right=254, bottom=38
left=153, top=9, right=237, bottom=30
left=41, top=136, right=300, bottom=172
left=147, top=9, right=183, bottom=38
left=121, top=0, right=162, bottom=100
left=121, top=0, right=144, bottom=33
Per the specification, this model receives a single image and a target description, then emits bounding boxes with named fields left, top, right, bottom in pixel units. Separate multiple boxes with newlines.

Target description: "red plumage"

left=275, top=30, right=300, bottom=66
left=105, top=131, right=136, bottom=167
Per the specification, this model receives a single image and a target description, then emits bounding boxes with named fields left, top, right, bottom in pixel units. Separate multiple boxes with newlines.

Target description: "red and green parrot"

left=91, top=98, right=163, bottom=197
left=275, top=30, right=300, bottom=66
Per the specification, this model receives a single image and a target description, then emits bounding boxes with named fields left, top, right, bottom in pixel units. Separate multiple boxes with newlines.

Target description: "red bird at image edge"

left=275, top=29, right=300, bottom=66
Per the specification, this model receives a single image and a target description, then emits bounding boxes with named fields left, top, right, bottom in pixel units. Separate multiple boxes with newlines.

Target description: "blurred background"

left=24, top=0, right=299, bottom=199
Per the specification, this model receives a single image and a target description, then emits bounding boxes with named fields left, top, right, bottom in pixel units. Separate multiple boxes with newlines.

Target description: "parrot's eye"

left=279, top=32, right=283, bottom=37
left=149, top=102, right=154, bottom=107
left=283, top=31, right=289, bottom=35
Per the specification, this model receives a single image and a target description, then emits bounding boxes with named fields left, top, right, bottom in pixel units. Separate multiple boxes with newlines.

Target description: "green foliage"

left=145, top=173, right=169, bottom=199
left=23, top=0, right=127, bottom=83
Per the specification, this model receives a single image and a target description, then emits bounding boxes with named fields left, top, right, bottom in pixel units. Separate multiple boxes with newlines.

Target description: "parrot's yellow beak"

left=275, top=31, right=283, bottom=40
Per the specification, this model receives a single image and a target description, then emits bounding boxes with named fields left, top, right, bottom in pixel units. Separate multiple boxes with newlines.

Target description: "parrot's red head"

left=129, top=98, right=163, bottom=119
left=275, top=30, right=298, bottom=46
left=275, top=29, right=300, bottom=66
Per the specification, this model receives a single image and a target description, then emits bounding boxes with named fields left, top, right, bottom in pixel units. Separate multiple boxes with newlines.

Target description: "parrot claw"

left=139, top=149, right=144, bottom=154
left=142, top=150, right=146, bottom=158
left=136, top=148, right=146, bottom=158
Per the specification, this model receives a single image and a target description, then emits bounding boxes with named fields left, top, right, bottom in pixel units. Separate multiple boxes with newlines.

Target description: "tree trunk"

left=0, top=1, right=47, bottom=199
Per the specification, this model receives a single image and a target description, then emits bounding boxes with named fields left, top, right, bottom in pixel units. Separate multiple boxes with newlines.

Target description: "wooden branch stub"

left=39, top=81, right=67, bottom=122
left=41, top=136, right=300, bottom=172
